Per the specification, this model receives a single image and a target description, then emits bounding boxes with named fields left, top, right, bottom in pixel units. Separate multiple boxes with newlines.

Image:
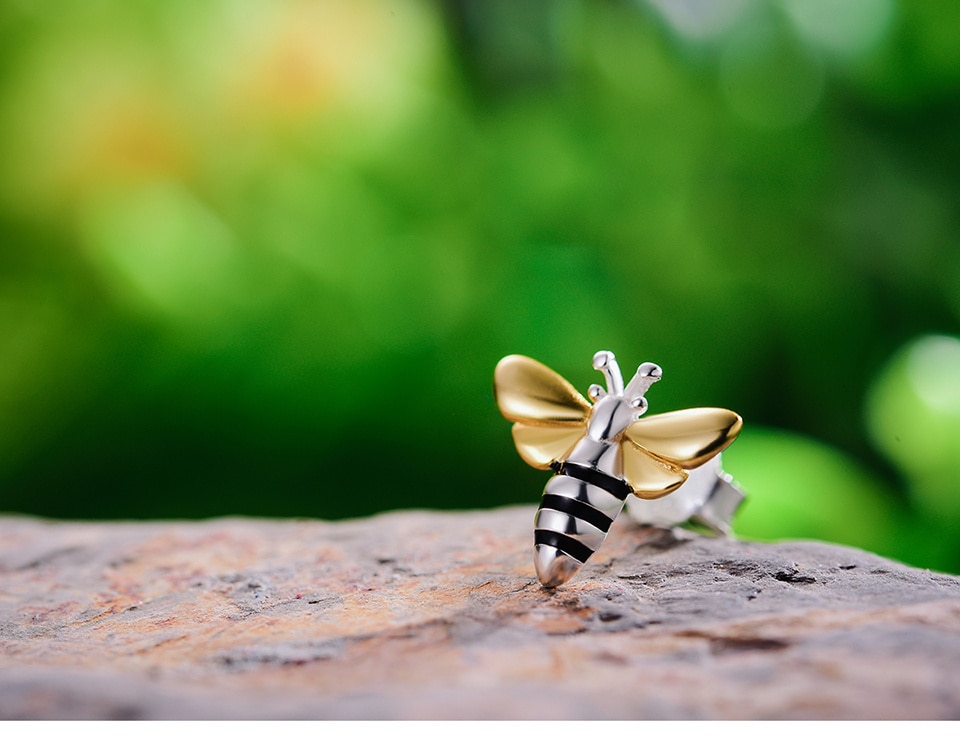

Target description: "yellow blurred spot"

left=210, top=0, right=440, bottom=139
left=0, top=0, right=442, bottom=218
left=0, top=49, right=191, bottom=215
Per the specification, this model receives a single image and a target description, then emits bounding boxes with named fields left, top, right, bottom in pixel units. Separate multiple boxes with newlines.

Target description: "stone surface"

left=1, top=507, right=959, bottom=719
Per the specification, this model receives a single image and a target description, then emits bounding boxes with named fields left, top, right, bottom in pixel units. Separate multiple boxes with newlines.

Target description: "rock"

left=1, top=507, right=958, bottom=719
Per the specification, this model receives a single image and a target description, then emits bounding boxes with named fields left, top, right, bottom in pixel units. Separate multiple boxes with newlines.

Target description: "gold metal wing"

left=510, top=422, right=589, bottom=470
left=621, top=408, right=742, bottom=498
left=620, top=442, right=689, bottom=499
left=494, top=355, right=591, bottom=469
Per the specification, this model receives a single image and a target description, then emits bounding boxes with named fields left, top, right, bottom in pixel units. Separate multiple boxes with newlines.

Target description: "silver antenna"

left=624, top=361, right=662, bottom=400
left=592, top=350, right=624, bottom=396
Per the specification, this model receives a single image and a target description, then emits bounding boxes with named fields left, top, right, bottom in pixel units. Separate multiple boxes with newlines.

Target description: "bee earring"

left=494, top=351, right=743, bottom=588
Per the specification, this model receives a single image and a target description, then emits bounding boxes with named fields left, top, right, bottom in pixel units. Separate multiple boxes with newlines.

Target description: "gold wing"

left=621, top=408, right=742, bottom=499
left=494, top=355, right=591, bottom=469
left=621, top=443, right=689, bottom=500
left=510, top=422, right=589, bottom=470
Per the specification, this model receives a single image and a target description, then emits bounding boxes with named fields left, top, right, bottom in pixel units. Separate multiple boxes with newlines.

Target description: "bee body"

left=533, top=395, right=639, bottom=586
left=494, top=350, right=742, bottom=588
left=534, top=437, right=631, bottom=586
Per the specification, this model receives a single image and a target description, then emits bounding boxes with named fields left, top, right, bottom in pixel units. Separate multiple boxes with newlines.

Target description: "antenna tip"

left=637, top=362, right=662, bottom=381
left=592, top=350, right=616, bottom=370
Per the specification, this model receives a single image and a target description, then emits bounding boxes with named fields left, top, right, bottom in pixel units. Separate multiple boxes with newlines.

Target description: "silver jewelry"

left=495, top=350, right=744, bottom=588
left=625, top=454, right=744, bottom=536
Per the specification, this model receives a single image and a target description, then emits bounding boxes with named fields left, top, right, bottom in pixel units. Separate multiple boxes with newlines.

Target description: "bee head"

left=591, top=351, right=661, bottom=404
left=587, top=352, right=662, bottom=441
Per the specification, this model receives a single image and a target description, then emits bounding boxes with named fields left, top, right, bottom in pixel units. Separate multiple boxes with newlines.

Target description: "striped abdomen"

left=533, top=462, right=632, bottom=587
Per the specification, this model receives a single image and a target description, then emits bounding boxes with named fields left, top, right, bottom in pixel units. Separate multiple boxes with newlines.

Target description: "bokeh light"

left=1, top=0, right=958, bottom=572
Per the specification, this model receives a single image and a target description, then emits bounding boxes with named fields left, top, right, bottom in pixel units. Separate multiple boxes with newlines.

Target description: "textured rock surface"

left=1, top=507, right=959, bottom=719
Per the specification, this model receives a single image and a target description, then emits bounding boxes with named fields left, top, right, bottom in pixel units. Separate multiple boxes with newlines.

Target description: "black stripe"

left=539, top=494, right=612, bottom=533
left=534, top=529, right=594, bottom=564
left=556, top=462, right=632, bottom=501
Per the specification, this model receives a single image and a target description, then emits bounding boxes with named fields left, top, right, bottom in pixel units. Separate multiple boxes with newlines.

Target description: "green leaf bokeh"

left=1, top=1, right=958, bottom=571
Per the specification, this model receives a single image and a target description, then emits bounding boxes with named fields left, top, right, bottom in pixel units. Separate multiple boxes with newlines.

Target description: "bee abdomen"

left=533, top=463, right=630, bottom=586
left=553, top=461, right=632, bottom=501
left=540, top=494, right=613, bottom=532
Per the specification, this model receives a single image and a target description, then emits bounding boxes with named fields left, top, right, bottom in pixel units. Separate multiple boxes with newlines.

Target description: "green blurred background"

left=1, top=0, right=959, bottom=572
